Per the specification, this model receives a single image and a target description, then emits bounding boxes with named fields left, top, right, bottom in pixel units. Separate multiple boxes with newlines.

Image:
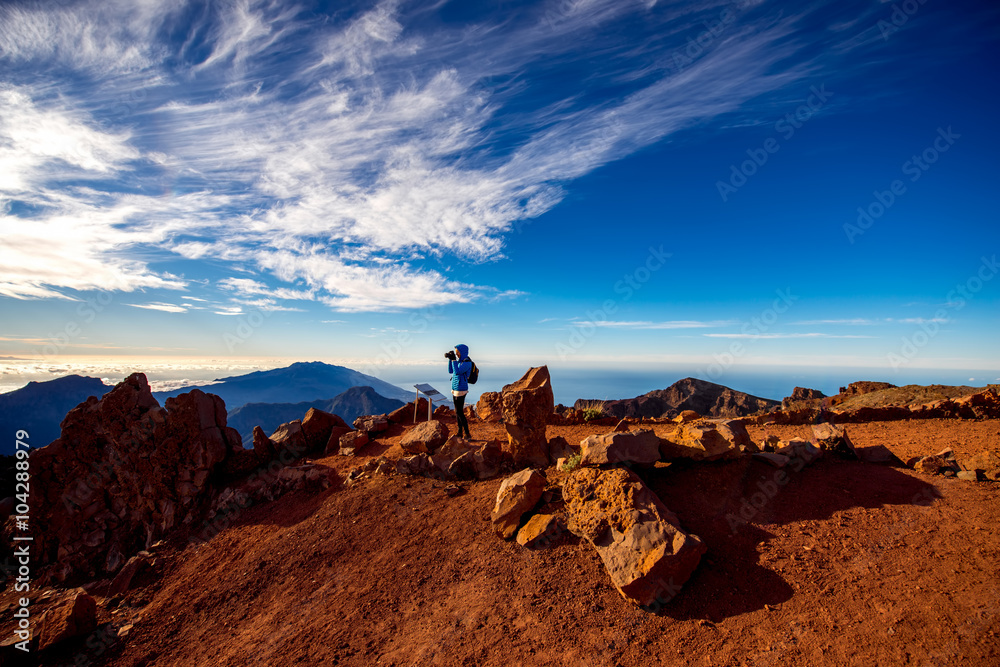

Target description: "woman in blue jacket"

left=447, top=343, right=473, bottom=439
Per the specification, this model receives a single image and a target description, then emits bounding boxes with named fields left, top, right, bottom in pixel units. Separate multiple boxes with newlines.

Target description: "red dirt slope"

left=14, top=418, right=1000, bottom=666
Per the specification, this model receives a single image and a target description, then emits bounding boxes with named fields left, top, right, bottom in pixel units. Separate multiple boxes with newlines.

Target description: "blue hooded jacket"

left=449, top=343, right=472, bottom=392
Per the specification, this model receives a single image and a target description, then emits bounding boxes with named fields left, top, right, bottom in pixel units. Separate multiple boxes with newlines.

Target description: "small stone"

left=753, top=452, right=790, bottom=468
left=516, top=514, right=564, bottom=548
left=957, top=470, right=979, bottom=482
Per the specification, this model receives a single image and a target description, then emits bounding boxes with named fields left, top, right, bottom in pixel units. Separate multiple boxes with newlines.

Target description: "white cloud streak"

left=0, top=0, right=890, bottom=312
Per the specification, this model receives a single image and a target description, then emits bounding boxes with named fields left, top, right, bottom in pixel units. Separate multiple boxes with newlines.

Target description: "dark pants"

left=453, top=394, right=471, bottom=439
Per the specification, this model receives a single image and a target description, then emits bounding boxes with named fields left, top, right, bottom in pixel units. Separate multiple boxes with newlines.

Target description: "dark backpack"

left=466, top=359, right=479, bottom=384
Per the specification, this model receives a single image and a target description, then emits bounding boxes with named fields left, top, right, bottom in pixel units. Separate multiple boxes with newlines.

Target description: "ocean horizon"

left=2, top=357, right=996, bottom=409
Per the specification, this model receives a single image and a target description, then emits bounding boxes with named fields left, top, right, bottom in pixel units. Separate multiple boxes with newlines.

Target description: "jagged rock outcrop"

left=563, top=467, right=706, bottom=607
left=577, top=377, right=779, bottom=420
left=501, top=367, right=554, bottom=468
left=782, top=387, right=827, bottom=409
left=27, top=374, right=246, bottom=583
left=839, top=381, right=897, bottom=396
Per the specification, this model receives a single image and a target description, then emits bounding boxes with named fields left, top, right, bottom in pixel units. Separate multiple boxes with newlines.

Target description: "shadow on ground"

left=639, top=457, right=940, bottom=621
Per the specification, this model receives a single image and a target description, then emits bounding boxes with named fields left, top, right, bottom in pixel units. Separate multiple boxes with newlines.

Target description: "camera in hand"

left=445, top=350, right=457, bottom=360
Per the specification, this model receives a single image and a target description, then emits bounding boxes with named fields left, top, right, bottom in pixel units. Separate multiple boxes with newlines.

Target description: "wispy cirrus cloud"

left=704, top=332, right=876, bottom=339
left=125, top=302, right=188, bottom=313
left=0, top=0, right=905, bottom=312
left=572, top=319, right=738, bottom=329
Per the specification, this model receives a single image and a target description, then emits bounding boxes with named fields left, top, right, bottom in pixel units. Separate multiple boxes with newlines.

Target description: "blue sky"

left=1, top=0, right=998, bottom=398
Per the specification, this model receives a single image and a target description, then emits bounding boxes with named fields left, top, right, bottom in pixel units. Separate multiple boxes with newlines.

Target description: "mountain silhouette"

left=0, top=375, right=113, bottom=453
left=226, top=386, right=405, bottom=443
left=152, top=361, right=412, bottom=410
left=576, top=377, right=780, bottom=419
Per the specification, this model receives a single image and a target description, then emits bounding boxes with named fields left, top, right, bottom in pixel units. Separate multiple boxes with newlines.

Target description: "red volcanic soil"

left=11, top=417, right=1000, bottom=666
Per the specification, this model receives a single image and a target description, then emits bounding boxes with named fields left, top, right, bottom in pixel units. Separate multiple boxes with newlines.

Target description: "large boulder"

left=400, top=420, right=449, bottom=454
left=37, top=589, right=97, bottom=651
left=387, top=398, right=430, bottom=424
left=501, top=367, right=554, bottom=468
left=301, top=408, right=349, bottom=452
left=658, top=420, right=748, bottom=461
left=337, top=431, right=370, bottom=456
left=563, top=467, right=706, bottom=607
left=25, top=374, right=245, bottom=583
left=579, top=430, right=661, bottom=466
left=491, top=469, right=546, bottom=539
left=270, top=420, right=309, bottom=461
left=476, top=392, right=504, bottom=423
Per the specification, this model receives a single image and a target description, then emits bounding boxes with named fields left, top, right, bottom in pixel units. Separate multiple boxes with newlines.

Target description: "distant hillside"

left=227, top=386, right=405, bottom=443
left=153, top=361, right=412, bottom=410
left=576, top=377, right=779, bottom=419
left=836, top=384, right=985, bottom=410
left=0, top=375, right=113, bottom=454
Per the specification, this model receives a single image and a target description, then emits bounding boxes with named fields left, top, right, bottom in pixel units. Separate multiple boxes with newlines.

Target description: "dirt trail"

left=19, top=418, right=1000, bottom=666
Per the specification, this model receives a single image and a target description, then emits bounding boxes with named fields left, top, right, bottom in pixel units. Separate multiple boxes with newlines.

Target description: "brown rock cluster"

left=907, top=447, right=1000, bottom=482
left=28, top=374, right=249, bottom=583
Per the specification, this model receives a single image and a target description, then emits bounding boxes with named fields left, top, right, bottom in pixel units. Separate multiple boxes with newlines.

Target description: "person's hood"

left=455, top=343, right=469, bottom=360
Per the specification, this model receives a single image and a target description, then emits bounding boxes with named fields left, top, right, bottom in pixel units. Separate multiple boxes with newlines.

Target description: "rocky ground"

left=7, top=415, right=998, bottom=667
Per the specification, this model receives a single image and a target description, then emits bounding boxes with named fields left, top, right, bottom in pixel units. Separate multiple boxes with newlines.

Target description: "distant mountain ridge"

left=153, top=361, right=413, bottom=409
left=227, top=386, right=405, bottom=443
left=576, top=377, right=780, bottom=419
left=0, top=375, right=113, bottom=454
